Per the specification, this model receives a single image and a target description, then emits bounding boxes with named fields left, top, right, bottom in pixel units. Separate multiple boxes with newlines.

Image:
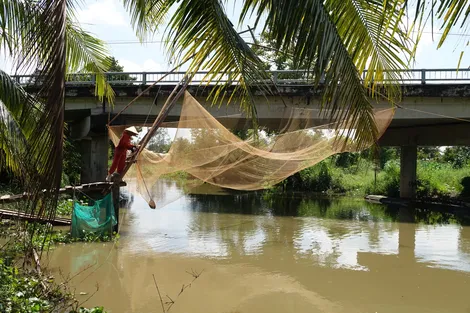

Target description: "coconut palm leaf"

left=65, top=15, right=115, bottom=104
left=324, top=0, right=412, bottom=99
left=0, top=0, right=33, bottom=55
left=0, top=0, right=117, bottom=253
left=122, top=0, right=272, bottom=120
left=0, top=69, right=41, bottom=174
left=241, top=0, right=413, bottom=148
left=122, top=0, right=171, bottom=40
left=165, top=0, right=272, bottom=119
left=406, top=0, right=470, bottom=48
left=10, top=0, right=68, bottom=249
left=1, top=0, right=114, bottom=102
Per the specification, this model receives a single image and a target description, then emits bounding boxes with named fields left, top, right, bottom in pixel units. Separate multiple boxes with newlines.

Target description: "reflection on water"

left=45, top=180, right=470, bottom=313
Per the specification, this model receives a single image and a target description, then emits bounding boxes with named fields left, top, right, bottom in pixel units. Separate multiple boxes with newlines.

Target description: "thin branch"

left=153, top=274, right=166, bottom=313
left=76, top=283, right=100, bottom=308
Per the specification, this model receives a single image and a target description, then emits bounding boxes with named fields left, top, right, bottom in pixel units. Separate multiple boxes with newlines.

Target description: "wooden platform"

left=0, top=182, right=126, bottom=204
left=0, top=208, right=71, bottom=226
left=0, top=181, right=127, bottom=226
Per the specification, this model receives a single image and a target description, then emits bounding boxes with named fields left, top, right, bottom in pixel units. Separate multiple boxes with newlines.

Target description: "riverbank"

left=268, top=158, right=470, bottom=201
left=0, top=218, right=115, bottom=312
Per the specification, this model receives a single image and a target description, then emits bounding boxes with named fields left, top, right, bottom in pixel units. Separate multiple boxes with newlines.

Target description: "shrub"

left=460, top=177, right=470, bottom=197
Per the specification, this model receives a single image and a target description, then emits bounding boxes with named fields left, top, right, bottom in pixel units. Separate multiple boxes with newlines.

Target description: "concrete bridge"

left=15, top=69, right=470, bottom=198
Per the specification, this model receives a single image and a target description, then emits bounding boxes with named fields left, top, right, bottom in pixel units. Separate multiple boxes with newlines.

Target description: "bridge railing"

left=11, top=68, right=470, bottom=86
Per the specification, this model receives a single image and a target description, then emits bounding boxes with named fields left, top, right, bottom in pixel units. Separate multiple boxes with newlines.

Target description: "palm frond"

left=65, top=15, right=115, bottom=104
left=241, top=0, right=409, bottom=148
left=324, top=0, right=412, bottom=99
left=122, top=0, right=171, bottom=40
left=0, top=69, right=41, bottom=174
left=436, top=0, right=470, bottom=47
left=164, top=0, right=271, bottom=120
left=405, top=0, right=470, bottom=48
left=0, top=0, right=41, bottom=71
left=15, top=0, right=68, bottom=249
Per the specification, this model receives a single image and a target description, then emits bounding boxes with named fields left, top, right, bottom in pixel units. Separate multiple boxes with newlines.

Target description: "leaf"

left=122, top=0, right=171, bottom=40
left=163, top=0, right=272, bottom=124
left=0, top=69, right=41, bottom=174
left=241, top=0, right=409, bottom=148
left=65, top=16, right=115, bottom=104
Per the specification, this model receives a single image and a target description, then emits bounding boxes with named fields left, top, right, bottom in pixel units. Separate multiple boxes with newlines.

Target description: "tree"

left=147, top=128, right=171, bottom=153
left=107, top=57, right=136, bottom=83
left=443, top=147, right=470, bottom=168
left=0, top=0, right=116, bottom=249
left=418, top=147, right=441, bottom=161
left=109, top=57, right=124, bottom=72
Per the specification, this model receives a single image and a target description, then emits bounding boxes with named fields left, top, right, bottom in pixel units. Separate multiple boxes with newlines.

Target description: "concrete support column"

left=400, top=145, right=417, bottom=199
left=80, top=134, right=109, bottom=184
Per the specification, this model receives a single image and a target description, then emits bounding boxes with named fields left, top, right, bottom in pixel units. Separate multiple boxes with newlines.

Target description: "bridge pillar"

left=80, top=134, right=109, bottom=184
left=400, top=145, right=417, bottom=199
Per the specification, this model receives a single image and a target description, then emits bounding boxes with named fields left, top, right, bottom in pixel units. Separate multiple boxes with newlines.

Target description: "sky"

left=1, top=0, right=470, bottom=73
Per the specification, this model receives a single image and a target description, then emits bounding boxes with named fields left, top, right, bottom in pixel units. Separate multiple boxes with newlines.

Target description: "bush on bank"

left=270, top=156, right=470, bottom=199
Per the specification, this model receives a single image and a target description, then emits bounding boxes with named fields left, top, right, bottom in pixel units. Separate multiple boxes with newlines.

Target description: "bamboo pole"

left=114, top=76, right=191, bottom=209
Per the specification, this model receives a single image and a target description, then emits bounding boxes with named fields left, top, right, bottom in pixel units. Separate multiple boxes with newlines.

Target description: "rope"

left=367, top=86, right=470, bottom=125
left=397, top=105, right=470, bottom=124
left=136, top=164, right=153, bottom=201
left=70, top=184, right=97, bottom=202
left=106, top=60, right=191, bottom=126
left=106, top=28, right=255, bottom=126
left=143, top=85, right=161, bottom=126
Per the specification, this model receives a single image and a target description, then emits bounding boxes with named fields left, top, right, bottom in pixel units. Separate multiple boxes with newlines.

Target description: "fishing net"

left=71, top=193, right=116, bottom=238
left=109, top=91, right=394, bottom=206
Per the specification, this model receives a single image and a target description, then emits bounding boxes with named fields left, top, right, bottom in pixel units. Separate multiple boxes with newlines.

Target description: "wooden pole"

left=119, top=76, right=190, bottom=180
left=112, top=182, right=120, bottom=233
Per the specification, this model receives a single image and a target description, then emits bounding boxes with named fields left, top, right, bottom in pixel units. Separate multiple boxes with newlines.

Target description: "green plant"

left=460, top=177, right=470, bottom=197
left=56, top=197, right=87, bottom=217
left=0, top=256, right=108, bottom=313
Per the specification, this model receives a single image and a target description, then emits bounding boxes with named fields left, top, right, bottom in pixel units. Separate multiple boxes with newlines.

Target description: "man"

left=107, top=126, right=139, bottom=181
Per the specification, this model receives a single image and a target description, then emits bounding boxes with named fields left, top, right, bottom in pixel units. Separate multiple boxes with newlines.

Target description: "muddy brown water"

left=42, top=181, right=470, bottom=313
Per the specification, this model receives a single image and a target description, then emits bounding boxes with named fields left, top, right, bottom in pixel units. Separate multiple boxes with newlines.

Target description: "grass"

left=269, top=157, right=470, bottom=200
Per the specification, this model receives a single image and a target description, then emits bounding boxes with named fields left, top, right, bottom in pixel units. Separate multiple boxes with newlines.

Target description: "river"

left=43, top=180, right=470, bottom=313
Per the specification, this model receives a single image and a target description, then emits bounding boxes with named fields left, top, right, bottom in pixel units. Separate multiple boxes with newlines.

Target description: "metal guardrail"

left=11, top=69, right=470, bottom=86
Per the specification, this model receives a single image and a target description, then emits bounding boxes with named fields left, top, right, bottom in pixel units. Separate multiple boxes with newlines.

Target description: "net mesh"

left=71, top=193, right=116, bottom=238
left=109, top=91, right=394, bottom=206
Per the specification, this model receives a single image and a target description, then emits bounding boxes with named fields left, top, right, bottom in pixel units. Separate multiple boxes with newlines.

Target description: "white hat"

left=125, top=126, right=139, bottom=136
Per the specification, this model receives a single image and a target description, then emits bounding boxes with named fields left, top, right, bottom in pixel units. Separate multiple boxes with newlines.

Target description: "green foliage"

left=334, top=152, right=360, bottom=169
left=418, top=147, right=441, bottom=161
left=270, top=147, right=470, bottom=200
left=0, top=258, right=62, bottom=312
left=0, top=257, right=108, bottom=313
left=365, top=160, right=400, bottom=198
left=460, top=177, right=470, bottom=197
left=62, top=139, right=81, bottom=186
left=56, top=197, right=87, bottom=217
left=108, top=57, right=124, bottom=72
left=57, top=199, right=74, bottom=216
left=147, top=128, right=171, bottom=153
left=443, top=147, right=470, bottom=169
left=298, top=162, right=334, bottom=193
left=106, top=57, right=136, bottom=83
